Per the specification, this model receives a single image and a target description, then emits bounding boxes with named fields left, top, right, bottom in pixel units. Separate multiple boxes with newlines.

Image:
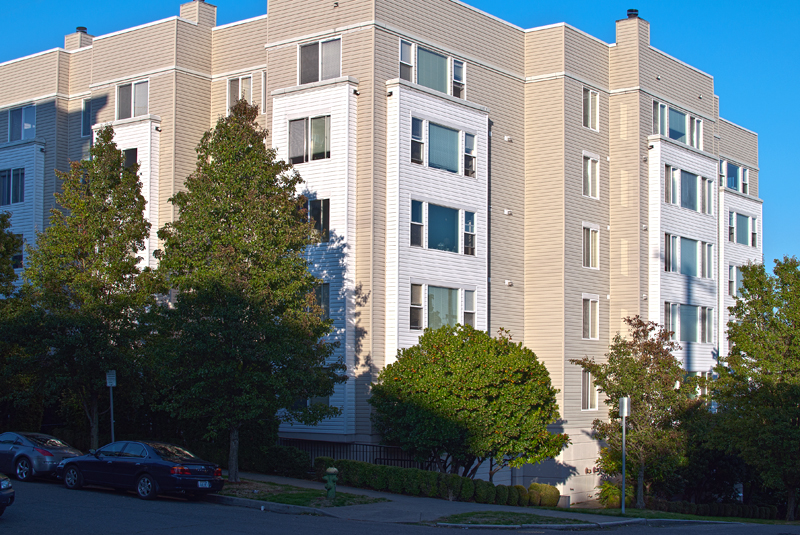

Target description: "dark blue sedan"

left=56, top=441, right=224, bottom=500
left=0, top=473, right=13, bottom=516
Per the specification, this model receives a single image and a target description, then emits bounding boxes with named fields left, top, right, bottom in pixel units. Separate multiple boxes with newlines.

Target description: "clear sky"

left=3, top=0, right=798, bottom=267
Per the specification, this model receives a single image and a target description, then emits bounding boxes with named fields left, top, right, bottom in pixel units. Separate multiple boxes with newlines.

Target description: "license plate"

left=198, top=481, right=210, bottom=488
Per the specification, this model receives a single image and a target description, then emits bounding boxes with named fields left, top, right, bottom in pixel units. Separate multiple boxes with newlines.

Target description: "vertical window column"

left=410, top=284, right=423, bottom=330
left=463, top=290, right=475, bottom=327
left=463, top=211, right=475, bottom=256
left=581, top=369, right=598, bottom=410
left=582, top=295, right=599, bottom=340
left=410, top=200, right=423, bottom=247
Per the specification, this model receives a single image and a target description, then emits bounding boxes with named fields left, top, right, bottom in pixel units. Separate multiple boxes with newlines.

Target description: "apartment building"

left=0, top=0, right=762, bottom=501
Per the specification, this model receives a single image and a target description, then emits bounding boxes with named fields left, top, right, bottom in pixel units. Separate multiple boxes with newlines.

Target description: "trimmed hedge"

left=529, top=482, right=560, bottom=507
left=494, top=485, right=509, bottom=505
left=474, top=479, right=496, bottom=504
left=514, top=485, right=529, bottom=506
left=507, top=485, right=519, bottom=506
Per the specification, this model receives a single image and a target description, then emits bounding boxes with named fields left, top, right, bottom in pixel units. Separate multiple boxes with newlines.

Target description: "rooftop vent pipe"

left=76, top=26, right=87, bottom=33
left=627, top=9, right=639, bottom=18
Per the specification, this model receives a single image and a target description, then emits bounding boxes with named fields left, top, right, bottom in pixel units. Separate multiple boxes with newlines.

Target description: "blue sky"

left=3, top=0, right=797, bottom=266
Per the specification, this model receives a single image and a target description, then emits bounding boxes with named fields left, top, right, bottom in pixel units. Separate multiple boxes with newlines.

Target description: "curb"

left=437, top=518, right=742, bottom=530
left=205, top=494, right=337, bottom=517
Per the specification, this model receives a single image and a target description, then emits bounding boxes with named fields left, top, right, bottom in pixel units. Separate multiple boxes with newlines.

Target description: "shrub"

left=596, top=481, right=633, bottom=509
left=724, top=504, right=735, bottom=517
left=438, top=473, right=463, bottom=501
left=403, top=468, right=422, bottom=496
left=759, top=506, right=768, bottom=519
left=507, top=485, right=519, bottom=506
left=385, top=466, right=404, bottom=494
left=697, top=504, right=709, bottom=516
left=370, top=465, right=389, bottom=491
left=420, top=471, right=440, bottom=498
left=768, top=505, right=778, bottom=520
left=528, top=483, right=542, bottom=506
left=689, top=503, right=698, bottom=516
left=540, top=483, right=560, bottom=507
left=314, top=457, right=335, bottom=481
left=667, top=501, right=680, bottom=513
left=494, top=485, right=509, bottom=505
left=459, top=478, right=475, bottom=502
left=645, top=496, right=654, bottom=509
left=475, top=480, right=496, bottom=504
left=709, top=503, right=719, bottom=516
left=735, top=505, right=743, bottom=518
left=515, top=485, right=529, bottom=506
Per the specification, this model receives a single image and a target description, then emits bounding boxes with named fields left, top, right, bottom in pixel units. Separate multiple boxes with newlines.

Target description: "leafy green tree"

left=153, top=99, right=346, bottom=482
left=12, top=126, right=161, bottom=449
left=713, top=257, right=800, bottom=520
left=0, top=211, right=23, bottom=299
left=370, top=325, right=568, bottom=481
left=571, top=316, right=700, bottom=509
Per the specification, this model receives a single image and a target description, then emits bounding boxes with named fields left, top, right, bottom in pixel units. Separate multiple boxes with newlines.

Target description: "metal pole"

left=109, top=386, right=115, bottom=443
left=621, top=413, right=626, bottom=514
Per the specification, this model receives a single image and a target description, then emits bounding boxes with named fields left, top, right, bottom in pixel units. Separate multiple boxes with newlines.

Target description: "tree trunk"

left=786, top=486, right=796, bottom=521
left=89, top=394, right=99, bottom=450
left=636, top=461, right=645, bottom=509
left=228, top=426, right=240, bottom=483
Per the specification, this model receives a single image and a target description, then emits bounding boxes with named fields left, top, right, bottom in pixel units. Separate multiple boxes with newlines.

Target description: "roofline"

left=213, top=13, right=268, bottom=31
left=720, top=117, right=758, bottom=137
left=93, top=16, right=196, bottom=42
left=525, top=22, right=611, bottom=47
left=649, top=45, right=713, bottom=79
left=0, top=47, right=62, bottom=69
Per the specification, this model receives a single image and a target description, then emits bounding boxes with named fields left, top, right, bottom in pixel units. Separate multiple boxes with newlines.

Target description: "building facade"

left=0, top=0, right=762, bottom=501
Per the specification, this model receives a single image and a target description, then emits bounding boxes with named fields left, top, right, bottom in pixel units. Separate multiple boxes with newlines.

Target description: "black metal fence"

left=278, top=438, right=434, bottom=470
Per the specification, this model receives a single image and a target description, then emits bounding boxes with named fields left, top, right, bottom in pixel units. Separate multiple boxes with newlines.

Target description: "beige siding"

left=211, top=17, right=267, bottom=77
left=719, top=118, right=758, bottom=165
left=177, top=21, right=212, bottom=75
left=173, top=72, right=211, bottom=194
left=609, top=18, right=641, bottom=90
left=91, top=20, right=177, bottom=84
left=524, top=78, right=565, bottom=408
left=640, top=46, right=714, bottom=119
left=525, top=26, right=564, bottom=77
left=0, top=52, right=59, bottom=107
left=564, top=27, right=608, bottom=89
left=268, top=0, right=373, bottom=44
left=68, top=49, right=93, bottom=96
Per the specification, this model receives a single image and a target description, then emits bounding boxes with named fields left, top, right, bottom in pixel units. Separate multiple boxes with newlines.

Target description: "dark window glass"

left=736, top=213, right=749, bottom=245
left=98, top=442, right=126, bottom=457
left=9, top=108, right=22, bottom=142
left=123, top=149, right=138, bottom=172
left=21, top=434, right=69, bottom=448
left=289, top=119, right=307, bottom=164
left=82, top=99, right=92, bottom=137
left=315, top=283, right=330, bottom=320
left=145, top=442, right=200, bottom=463
left=668, top=107, right=686, bottom=143
left=410, top=200, right=423, bottom=247
left=0, top=170, right=10, bottom=206
left=680, top=170, right=698, bottom=211
left=122, top=443, right=147, bottom=458
left=300, top=43, right=320, bottom=84
left=427, top=203, right=458, bottom=253
left=310, top=199, right=330, bottom=242
left=118, top=84, right=132, bottom=120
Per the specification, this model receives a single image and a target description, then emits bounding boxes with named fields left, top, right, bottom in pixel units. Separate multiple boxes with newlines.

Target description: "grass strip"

left=543, top=507, right=800, bottom=525
left=433, top=511, right=588, bottom=525
left=218, top=479, right=388, bottom=508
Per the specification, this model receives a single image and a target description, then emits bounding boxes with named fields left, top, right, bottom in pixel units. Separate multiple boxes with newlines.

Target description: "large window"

left=409, top=200, right=476, bottom=256
left=428, top=123, right=459, bottom=173
left=81, top=99, right=92, bottom=138
left=583, top=156, right=599, bottom=198
left=123, top=149, right=138, bottom=171
left=417, top=47, right=448, bottom=94
left=583, top=226, right=599, bottom=269
left=309, top=199, right=330, bottom=243
left=410, top=118, right=475, bottom=176
left=299, top=38, right=341, bottom=85
left=680, top=170, right=698, bottom=211
left=411, top=284, right=475, bottom=330
left=289, top=116, right=331, bottom=164
left=228, top=75, right=252, bottom=109
left=722, top=160, right=750, bottom=195
left=653, top=100, right=702, bottom=149
left=117, top=81, right=148, bottom=120
left=8, top=105, right=35, bottom=142
left=427, top=203, right=459, bottom=253
left=680, top=304, right=699, bottom=343
left=583, top=88, right=599, bottom=130
left=582, top=296, right=599, bottom=340
left=729, top=211, right=757, bottom=247
left=680, top=237, right=698, bottom=277
left=0, top=169, right=24, bottom=206
left=581, top=369, right=598, bottom=410
left=399, top=40, right=466, bottom=99
left=428, top=286, right=459, bottom=329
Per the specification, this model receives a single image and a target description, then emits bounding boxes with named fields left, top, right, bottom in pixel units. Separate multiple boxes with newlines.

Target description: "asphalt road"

left=3, top=478, right=800, bottom=535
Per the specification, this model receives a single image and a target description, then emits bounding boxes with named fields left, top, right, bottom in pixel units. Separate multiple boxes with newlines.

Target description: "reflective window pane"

left=428, top=286, right=458, bottom=329
left=427, top=203, right=458, bottom=253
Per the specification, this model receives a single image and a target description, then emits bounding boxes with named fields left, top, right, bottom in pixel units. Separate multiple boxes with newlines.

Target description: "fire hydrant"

left=323, top=467, right=339, bottom=500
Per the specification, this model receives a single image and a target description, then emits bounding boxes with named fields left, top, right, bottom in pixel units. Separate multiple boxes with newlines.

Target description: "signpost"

left=106, top=371, right=117, bottom=443
left=619, top=396, right=630, bottom=514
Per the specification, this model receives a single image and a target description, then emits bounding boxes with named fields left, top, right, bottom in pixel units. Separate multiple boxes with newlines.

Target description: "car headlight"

left=58, top=460, right=67, bottom=467
left=1, top=480, right=11, bottom=489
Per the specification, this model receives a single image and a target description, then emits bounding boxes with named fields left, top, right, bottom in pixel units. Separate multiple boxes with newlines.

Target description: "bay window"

left=680, top=237, right=698, bottom=277
left=427, top=203, right=459, bottom=253
left=289, top=115, right=331, bottom=164
left=428, top=123, right=459, bottom=173
left=299, top=38, right=341, bottom=85
left=0, top=169, right=24, bottom=206
left=653, top=100, right=702, bottom=149
left=428, top=285, right=459, bottom=329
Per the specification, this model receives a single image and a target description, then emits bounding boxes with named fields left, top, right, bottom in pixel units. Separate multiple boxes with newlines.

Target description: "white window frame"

left=463, top=211, right=476, bottom=256
left=582, top=294, right=599, bottom=340
left=298, top=37, right=342, bottom=85
left=664, top=302, right=678, bottom=341
left=653, top=100, right=702, bottom=149
left=463, top=132, right=476, bottom=177
left=409, top=200, right=477, bottom=257
left=582, top=224, right=599, bottom=269
left=463, top=289, right=476, bottom=327
left=701, top=176, right=714, bottom=215
left=411, top=117, right=473, bottom=176
left=665, top=165, right=679, bottom=205
left=410, top=199, right=424, bottom=247
left=452, top=59, right=465, bottom=99
left=410, top=283, right=423, bottom=330
left=227, top=74, right=253, bottom=112
left=665, top=233, right=678, bottom=272
left=8, top=105, right=36, bottom=142
left=583, top=87, right=599, bottom=130
left=581, top=368, right=598, bottom=410
left=583, top=155, right=599, bottom=199
left=411, top=117, right=424, bottom=165
left=700, top=306, right=713, bottom=343
left=399, top=40, right=414, bottom=82
left=399, top=38, right=466, bottom=98
left=116, top=80, right=149, bottom=120
left=288, top=115, right=331, bottom=165
left=701, top=242, right=714, bottom=279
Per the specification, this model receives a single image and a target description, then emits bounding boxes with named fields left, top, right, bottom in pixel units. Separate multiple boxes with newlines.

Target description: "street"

left=3, top=479, right=800, bottom=535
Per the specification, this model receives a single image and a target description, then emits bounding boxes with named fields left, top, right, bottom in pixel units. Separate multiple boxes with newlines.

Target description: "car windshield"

left=146, top=443, right=201, bottom=463
left=22, top=434, right=70, bottom=448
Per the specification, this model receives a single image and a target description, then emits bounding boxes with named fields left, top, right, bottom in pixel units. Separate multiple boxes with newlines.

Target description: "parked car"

left=0, top=473, right=14, bottom=516
left=0, top=432, right=82, bottom=481
left=57, top=441, right=224, bottom=500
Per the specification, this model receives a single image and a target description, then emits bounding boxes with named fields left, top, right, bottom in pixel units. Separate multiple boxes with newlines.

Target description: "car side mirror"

left=89, top=449, right=97, bottom=456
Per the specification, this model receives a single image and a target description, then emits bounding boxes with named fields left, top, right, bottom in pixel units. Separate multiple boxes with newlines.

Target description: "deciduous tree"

left=0, top=211, right=22, bottom=299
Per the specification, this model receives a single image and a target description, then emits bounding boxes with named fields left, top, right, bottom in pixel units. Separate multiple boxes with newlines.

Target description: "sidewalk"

left=224, top=471, right=635, bottom=525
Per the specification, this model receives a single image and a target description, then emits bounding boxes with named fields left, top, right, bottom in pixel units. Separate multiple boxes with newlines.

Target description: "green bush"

left=596, top=481, right=633, bottom=509
left=514, top=485, right=529, bottom=506
left=735, top=505, right=743, bottom=517
left=667, top=501, right=680, bottom=513
left=507, top=485, right=519, bottom=506
left=768, top=505, right=778, bottom=520
left=250, top=445, right=311, bottom=478
left=759, top=506, right=768, bottom=519
left=420, top=471, right=440, bottom=498
left=314, top=456, right=335, bottom=481
left=688, top=503, right=698, bottom=515
left=369, top=465, right=388, bottom=491
left=709, top=503, right=719, bottom=516
left=528, top=483, right=542, bottom=506
left=697, top=504, right=709, bottom=516
left=459, top=478, right=475, bottom=501
left=438, top=473, right=463, bottom=501
left=540, top=483, right=560, bottom=507
left=385, top=466, right=403, bottom=494
left=494, top=485, right=509, bottom=505
left=724, top=504, right=735, bottom=517
left=474, top=480, right=496, bottom=504
left=403, top=468, right=422, bottom=496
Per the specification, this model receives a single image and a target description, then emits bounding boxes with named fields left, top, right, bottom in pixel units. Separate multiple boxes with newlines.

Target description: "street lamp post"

left=106, top=370, right=117, bottom=443
left=619, top=396, right=630, bottom=514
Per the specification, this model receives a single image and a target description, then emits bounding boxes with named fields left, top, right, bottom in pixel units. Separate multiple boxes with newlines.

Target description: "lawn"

left=433, top=511, right=589, bottom=526
left=545, top=507, right=800, bottom=526
left=218, top=479, right=389, bottom=508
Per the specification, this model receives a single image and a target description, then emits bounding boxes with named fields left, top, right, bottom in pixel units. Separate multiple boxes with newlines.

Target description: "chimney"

left=180, top=0, right=217, bottom=27
left=627, top=9, right=639, bottom=18
left=64, top=26, right=94, bottom=51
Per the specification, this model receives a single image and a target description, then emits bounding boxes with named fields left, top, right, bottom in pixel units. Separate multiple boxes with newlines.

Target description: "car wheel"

left=15, top=457, right=32, bottom=481
left=0, top=505, right=5, bottom=516
left=136, top=474, right=158, bottom=500
left=64, top=465, right=83, bottom=490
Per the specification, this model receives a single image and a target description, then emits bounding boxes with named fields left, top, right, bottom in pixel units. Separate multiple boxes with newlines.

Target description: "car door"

left=82, top=442, right=126, bottom=486
left=114, top=442, right=147, bottom=489
left=0, top=433, right=17, bottom=474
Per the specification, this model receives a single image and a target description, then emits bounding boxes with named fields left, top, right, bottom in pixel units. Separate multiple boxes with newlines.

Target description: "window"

left=314, top=283, right=330, bottom=320
left=289, top=115, right=331, bottom=164
left=12, top=253, right=23, bottom=270
left=0, top=169, right=24, bottom=206
left=723, top=160, right=751, bottom=195
left=729, top=265, right=745, bottom=296
left=8, top=105, right=35, bottom=142
left=464, top=211, right=476, bottom=256
left=680, top=304, right=699, bottom=342
left=726, top=161, right=740, bottom=190
left=665, top=233, right=678, bottom=272
left=428, top=203, right=458, bottom=253
left=680, top=170, right=698, bottom=211
left=309, top=394, right=330, bottom=407
left=122, top=149, right=138, bottom=172
left=428, top=123, right=459, bottom=173
left=410, top=200, right=423, bottom=247
left=452, top=60, right=465, bottom=99
left=735, top=213, right=750, bottom=245
left=701, top=175, right=713, bottom=215
left=583, top=88, right=599, bottom=130
left=417, top=47, right=448, bottom=93
left=299, top=38, right=341, bottom=85
left=664, top=302, right=678, bottom=340
left=228, top=75, right=252, bottom=108
left=410, top=284, right=423, bottom=329
left=582, top=296, right=599, bottom=340
left=728, top=212, right=735, bottom=243
left=583, top=226, right=599, bottom=269
left=581, top=369, right=598, bottom=410
left=411, top=117, right=424, bottom=164
left=583, top=156, right=599, bottom=198
left=400, top=40, right=413, bottom=81
left=680, top=237, right=698, bottom=277
left=463, top=133, right=476, bottom=177
left=742, top=168, right=749, bottom=195
left=463, top=290, right=475, bottom=327
left=701, top=243, right=714, bottom=279
left=428, top=286, right=458, bottom=329
left=117, top=81, right=148, bottom=120
left=81, top=99, right=91, bottom=138
left=653, top=101, right=702, bottom=149
left=700, top=307, right=713, bottom=343
left=665, top=166, right=676, bottom=204
left=751, top=217, right=758, bottom=248
left=310, top=199, right=330, bottom=243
